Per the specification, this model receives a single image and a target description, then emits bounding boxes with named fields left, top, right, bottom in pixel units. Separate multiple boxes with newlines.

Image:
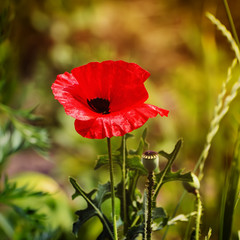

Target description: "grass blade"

left=219, top=131, right=240, bottom=240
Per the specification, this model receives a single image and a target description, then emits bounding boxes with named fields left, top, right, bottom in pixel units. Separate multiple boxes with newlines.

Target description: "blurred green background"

left=1, top=0, right=240, bottom=239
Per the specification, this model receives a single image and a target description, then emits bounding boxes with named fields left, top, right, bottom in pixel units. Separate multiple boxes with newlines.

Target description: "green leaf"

left=12, top=205, right=46, bottom=223
left=95, top=154, right=147, bottom=175
left=69, top=177, right=114, bottom=239
left=153, top=207, right=168, bottom=220
left=12, top=118, right=49, bottom=155
left=152, top=207, right=169, bottom=231
left=167, top=212, right=196, bottom=226
left=0, top=213, right=14, bottom=238
left=0, top=123, right=25, bottom=165
left=126, top=224, right=144, bottom=240
left=158, top=139, right=182, bottom=162
left=129, top=128, right=149, bottom=155
left=0, top=177, right=48, bottom=204
left=126, top=155, right=148, bottom=175
left=155, top=170, right=194, bottom=186
left=95, top=154, right=119, bottom=170
left=153, top=139, right=184, bottom=200
left=0, top=104, right=50, bottom=158
left=116, top=133, right=134, bottom=154
left=153, top=212, right=196, bottom=231
left=219, top=132, right=240, bottom=240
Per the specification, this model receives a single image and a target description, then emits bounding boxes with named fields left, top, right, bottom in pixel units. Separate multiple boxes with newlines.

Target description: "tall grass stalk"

left=206, top=13, right=240, bottom=63
left=222, top=0, right=240, bottom=48
left=219, top=131, right=240, bottom=240
left=196, top=57, right=238, bottom=179
left=163, top=13, right=240, bottom=239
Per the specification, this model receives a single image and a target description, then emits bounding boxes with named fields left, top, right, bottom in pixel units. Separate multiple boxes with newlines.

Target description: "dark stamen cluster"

left=87, top=98, right=110, bottom=114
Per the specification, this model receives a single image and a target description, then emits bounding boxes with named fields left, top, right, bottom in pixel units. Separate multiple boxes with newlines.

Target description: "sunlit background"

left=1, top=0, right=240, bottom=239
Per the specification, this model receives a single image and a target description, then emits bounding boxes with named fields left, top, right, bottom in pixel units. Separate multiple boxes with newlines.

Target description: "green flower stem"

left=161, top=192, right=186, bottom=240
left=107, top=137, right=118, bottom=240
left=195, top=190, right=202, bottom=240
left=153, top=140, right=182, bottom=201
left=222, top=0, right=240, bottom=48
left=69, top=177, right=114, bottom=239
left=122, top=135, right=128, bottom=234
left=145, top=171, right=154, bottom=240
left=153, top=160, right=170, bottom=201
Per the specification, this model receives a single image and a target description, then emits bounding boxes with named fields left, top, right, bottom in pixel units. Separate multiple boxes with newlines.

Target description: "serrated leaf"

left=155, top=170, right=193, bottom=186
left=95, top=154, right=147, bottom=175
left=72, top=188, right=97, bottom=201
left=145, top=207, right=169, bottom=232
left=152, top=207, right=168, bottom=220
left=158, top=139, right=182, bottom=162
left=69, top=177, right=114, bottom=239
left=129, top=128, right=149, bottom=155
left=126, top=155, right=148, bottom=175
left=95, top=154, right=120, bottom=170
left=153, top=139, right=183, bottom=199
left=126, top=224, right=144, bottom=240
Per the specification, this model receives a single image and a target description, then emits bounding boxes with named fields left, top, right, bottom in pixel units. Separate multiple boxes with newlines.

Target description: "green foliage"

left=154, top=139, right=194, bottom=200
left=70, top=177, right=114, bottom=239
left=0, top=177, right=47, bottom=204
left=219, top=132, right=240, bottom=240
left=0, top=177, right=59, bottom=240
left=195, top=13, right=240, bottom=180
left=0, top=103, right=59, bottom=239
left=0, top=104, right=49, bottom=169
left=70, top=131, right=196, bottom=239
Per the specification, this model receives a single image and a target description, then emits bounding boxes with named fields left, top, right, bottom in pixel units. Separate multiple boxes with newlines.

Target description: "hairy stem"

left=122, top=135, right=128, bottom=234
left=145, top=172, right=154, bottom=240
left=195, top=190, right=202, bottom=240
left=107, top=138, right=118, bottom=240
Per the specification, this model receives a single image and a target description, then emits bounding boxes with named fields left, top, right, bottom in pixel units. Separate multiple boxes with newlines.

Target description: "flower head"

left=142, top=151, right=159, bottom=172
left=51, top=60, right=169, bottom=139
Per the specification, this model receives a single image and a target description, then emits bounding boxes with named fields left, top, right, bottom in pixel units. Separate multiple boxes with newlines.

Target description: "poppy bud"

left=183, top=173, right=200, bottom=195
left=141, top=151, right=159, bottom=172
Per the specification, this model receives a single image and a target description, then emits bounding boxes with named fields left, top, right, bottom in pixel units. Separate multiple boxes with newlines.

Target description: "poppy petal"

left=51, top=72, right=99, bottom=120
left=71, top=60, right=150, bottom=112
left=74, top=103, right=169, bottom=139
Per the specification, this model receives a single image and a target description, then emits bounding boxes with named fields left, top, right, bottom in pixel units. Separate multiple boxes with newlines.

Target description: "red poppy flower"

left=51, top=60, right=169, bottom=139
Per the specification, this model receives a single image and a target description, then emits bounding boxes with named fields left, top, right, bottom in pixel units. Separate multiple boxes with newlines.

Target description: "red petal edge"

left=74, top=104, right=169, bottom=139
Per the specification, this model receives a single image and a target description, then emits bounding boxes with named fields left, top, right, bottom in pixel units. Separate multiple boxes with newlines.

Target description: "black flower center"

left=87, top=98, right=110, bottom=114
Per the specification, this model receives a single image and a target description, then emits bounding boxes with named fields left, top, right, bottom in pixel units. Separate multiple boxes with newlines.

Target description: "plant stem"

left=145, top=171, right=154, bottom=240
left=161, top=192, right=186, bottom=240
left=222, top=0, right=240, bottom=48
left=122, top=135, right=128, bottom=234
left=107, top=137, right=118, bottom=240
left=69, top=177, right=114, bottom=239
left=153, top=160, right=170, bottom=201
left=195, top=190, right=202, bottom=240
